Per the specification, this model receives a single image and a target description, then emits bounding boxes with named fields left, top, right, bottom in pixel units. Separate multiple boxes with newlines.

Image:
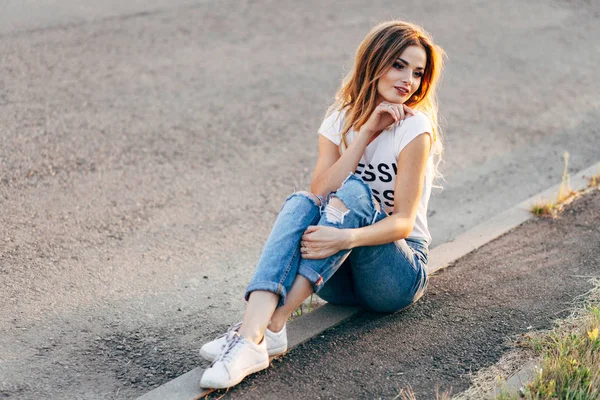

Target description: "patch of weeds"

left=294, top=294, right=309, bottom=317
left=520, top=306, right=600, bottom=399
left=587, top=165, right=600, bottom=189
left=503, top=282, right=600, bottom=400
left=394, top=385, right=452, bottom=399
left=460, top=280, right=600, bottom=399
left=531, top=152, right=584, bottom=218
left=289, top=294, right=320, bottom=321
left=453, top=349, right=537, bottom=400
left=531, top=202, right=558, bottom=217
left=494, top=389, right=512, bottom=399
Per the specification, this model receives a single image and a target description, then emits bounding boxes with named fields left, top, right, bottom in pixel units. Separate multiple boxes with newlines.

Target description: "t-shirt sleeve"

left=394, top=112, right=434, bottom=155
left=318, top=110, right=344, bottom=146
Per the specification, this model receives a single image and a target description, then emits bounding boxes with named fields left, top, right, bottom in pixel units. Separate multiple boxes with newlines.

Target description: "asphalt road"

left=1, top=0, right=599, bottom=398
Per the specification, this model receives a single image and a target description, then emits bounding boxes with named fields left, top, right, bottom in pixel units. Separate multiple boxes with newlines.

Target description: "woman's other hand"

left=300, top=226, right=353, bottom=259
left=361, top=102, right=415, bottom=136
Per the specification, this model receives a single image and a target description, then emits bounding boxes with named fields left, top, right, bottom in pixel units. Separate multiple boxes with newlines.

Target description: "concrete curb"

left=429, top=162, right=600, bottom=274
left=137, top=162, right=600, bottom=400
left=492, top=360, right=539, bottom=398
left=137, top=304, right=360, bottom=400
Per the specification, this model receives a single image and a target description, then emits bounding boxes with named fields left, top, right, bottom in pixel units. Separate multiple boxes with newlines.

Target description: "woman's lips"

left=395, top=87, right=409, bottom=96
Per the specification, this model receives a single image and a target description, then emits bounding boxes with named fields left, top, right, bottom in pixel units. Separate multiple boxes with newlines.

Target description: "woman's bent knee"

left=293, top=191, right=322, bottom=207
left=325, top=175, right=379, bottom=223
left=338, top=174, right=371, bottom=197
left=324, top=198, right=349, bottom=224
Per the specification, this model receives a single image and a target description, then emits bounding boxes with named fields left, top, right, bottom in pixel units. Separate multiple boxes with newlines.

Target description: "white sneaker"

left=199, top=331, right=269, bottom=389
left=199, top=322, right=287, bottom=361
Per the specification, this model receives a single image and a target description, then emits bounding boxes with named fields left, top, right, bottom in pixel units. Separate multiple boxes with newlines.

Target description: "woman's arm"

left=301, top=133, right=431, bottom=259
left=310, top=128, right=372, bottom=198
left=311, top=103, right=414, bottom=198
left=346, top=133, right=431, bottom=247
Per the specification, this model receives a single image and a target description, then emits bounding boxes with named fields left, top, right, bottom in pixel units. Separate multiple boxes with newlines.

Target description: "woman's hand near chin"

left=360, top=102, right=415, bottom=136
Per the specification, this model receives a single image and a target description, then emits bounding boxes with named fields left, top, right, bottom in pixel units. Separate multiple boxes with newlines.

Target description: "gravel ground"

left=0, top=0, right=599, bottom=398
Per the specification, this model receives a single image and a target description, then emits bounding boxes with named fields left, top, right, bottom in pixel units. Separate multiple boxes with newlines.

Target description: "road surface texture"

left=1, top=0, right=599, bottom=398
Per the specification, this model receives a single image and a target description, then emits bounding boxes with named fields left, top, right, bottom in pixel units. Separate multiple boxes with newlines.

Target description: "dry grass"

left=512, top=280, right=600, bottom=399
left=531, top=154, right=600, bottom=218
left=452, top=349, right=537, bottom=400
left=454, top=280, right=600, bottom=400
left=587, top=165, right=600, bottom=189
left=531, top=152, right=577, bottom=217
left=288, top=294, right=325, bottom=321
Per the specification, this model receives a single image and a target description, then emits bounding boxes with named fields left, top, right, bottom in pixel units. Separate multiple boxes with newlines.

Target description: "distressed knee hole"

left=296, top=191, right=321, bottom=207
left=325, top=197, right=349, bottom=224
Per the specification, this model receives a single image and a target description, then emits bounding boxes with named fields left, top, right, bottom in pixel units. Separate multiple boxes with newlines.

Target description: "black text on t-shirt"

left=354, top=162, right=397, bottom=208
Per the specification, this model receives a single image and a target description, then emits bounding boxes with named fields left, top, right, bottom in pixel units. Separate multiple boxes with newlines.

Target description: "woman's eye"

left=393, top=62, right=404, bottom=69
left=414, top=71, right=423, bottom=78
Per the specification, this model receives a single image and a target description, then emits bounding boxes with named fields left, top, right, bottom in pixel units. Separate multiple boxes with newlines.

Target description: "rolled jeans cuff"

left=297, top=250, right=350, bottom=294
left=297, top=265, right=324, bottom=292
left=244, top=281, right=288, bottom=308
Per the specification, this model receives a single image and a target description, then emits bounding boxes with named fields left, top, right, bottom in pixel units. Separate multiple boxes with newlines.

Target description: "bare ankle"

left=238, top=326, right=264, bottom=345
left=268, top=318, right=286, bottom=333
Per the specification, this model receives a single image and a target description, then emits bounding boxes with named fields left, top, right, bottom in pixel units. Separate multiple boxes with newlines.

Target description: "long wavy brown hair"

left=327, top=20, right=445, bottom=177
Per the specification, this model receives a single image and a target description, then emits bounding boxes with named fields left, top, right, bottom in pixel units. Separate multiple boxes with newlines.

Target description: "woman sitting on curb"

left=199, top=19, right=445, bottom=390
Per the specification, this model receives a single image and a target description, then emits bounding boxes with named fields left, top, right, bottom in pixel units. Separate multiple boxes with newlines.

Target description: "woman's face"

left=376, top=45, right=427, bottom=104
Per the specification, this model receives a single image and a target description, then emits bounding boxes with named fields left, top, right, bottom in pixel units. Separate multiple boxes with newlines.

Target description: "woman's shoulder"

left=321, top=107, right=348, bottom=128
left=393, top=111, right=435, bottom=154
left=401, top=111, right=433, bottom=133
left=318, top=107, right=349, bottom=145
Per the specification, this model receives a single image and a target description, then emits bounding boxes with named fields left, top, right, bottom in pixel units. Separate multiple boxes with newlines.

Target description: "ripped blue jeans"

left=244, top=174, right=428, bottom=313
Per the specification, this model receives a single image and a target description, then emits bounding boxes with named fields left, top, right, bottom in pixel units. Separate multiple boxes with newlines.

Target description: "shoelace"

left=210, top=331, right=243, bottom=367
left=215, top=322, right=242, bottom=340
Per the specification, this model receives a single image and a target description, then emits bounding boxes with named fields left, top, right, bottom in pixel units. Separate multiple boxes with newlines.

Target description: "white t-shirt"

left=318, top=108, right=435, bottom=243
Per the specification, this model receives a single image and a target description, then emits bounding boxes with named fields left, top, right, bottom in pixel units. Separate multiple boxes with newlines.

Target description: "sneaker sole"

left=199, top=359, right=270, bottom=389
left=267, top=344, right=287, bottom=357
left=200, top=345, right=287, bottom=362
